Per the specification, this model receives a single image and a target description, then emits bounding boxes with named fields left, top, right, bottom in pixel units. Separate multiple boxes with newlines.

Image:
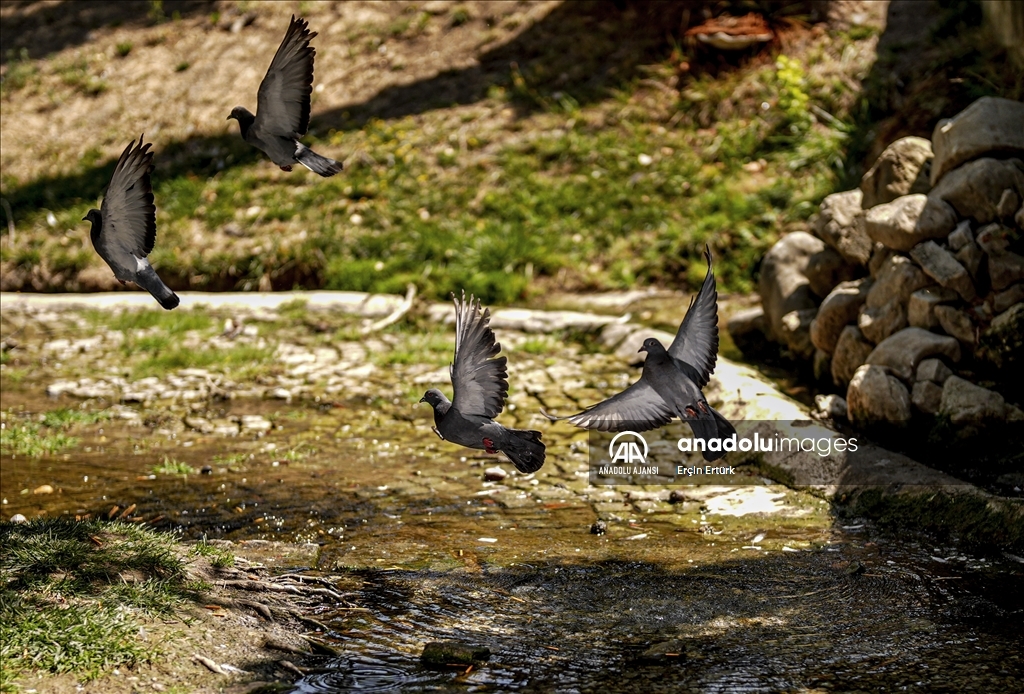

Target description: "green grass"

left=133, top=343, right=275, bottom=379
left=40, top=407, right=110, bottom=429
left=150, top=457, right=196, bottom=475
left=0, top=519, right=193, bottom=685
left=0, top=421, right=78, bottom=457
left=189, top=538, right=234, bottom=568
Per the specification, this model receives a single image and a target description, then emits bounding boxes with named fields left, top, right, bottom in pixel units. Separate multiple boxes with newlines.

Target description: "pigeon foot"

left=280, top=165, right=293, bottom=172
left=482, top=438, right=497, bottom=454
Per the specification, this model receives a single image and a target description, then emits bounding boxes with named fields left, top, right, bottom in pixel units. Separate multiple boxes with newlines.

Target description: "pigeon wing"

left=556, top=380, right=676, bottom=432
left=450, top=292, right=509, bottom=419
left=667, top=245, right=719, bottom=388
left=255, top=15, right=315, bottom=138
left=100, top=136, right=156, bottom=260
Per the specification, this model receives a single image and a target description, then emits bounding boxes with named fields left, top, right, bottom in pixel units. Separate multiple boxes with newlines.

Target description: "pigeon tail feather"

left=135, top=264, right=179, bottom=310
left=501, top=428, right=545, bottom=473
left=687, top=408, right=735, bottom=462
left=295, top=145, right=342, bottom=177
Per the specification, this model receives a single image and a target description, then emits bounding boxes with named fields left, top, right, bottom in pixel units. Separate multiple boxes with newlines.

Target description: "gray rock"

left=864, top=194, right=958, bottom=251
left=600, top=322, right=637, bottom=350
left=758, top=232, right=822, bottom=346
left=813, top=189, right=872, bottom=265
left=988, top=250, right=1024, bottom=291
left=930, top=157, right=1024, bottom=224
left=814, top=393, right=847, bottom=419
left=421, top=642, right=490, bottom=667
left=909, top=240, right=976, bottom=301
left=916, top=358, right=953, bottom=384
left=805, top=246, right=859, bottom=298
left=934, top=305, right=975, bottom=346
left=978, top=303, right=1024, bottom=371
left=930, top=96, right=1024, bottom=185
left=779, top=308, right=817, bottom=358
left=912, top=380, right=944, bottom=414
left=1017, top=202, right=1024, bottom=231
left=947, top=220, right=973, bottom=251
left=184, top=416, right=214, bottom=434
left=810, top=278, right=872, bottom=353
left=866, top=255, right=932, bottom=309
left=868, top=243, right=895, bottom=277
left=831, top=325, right=874, bottom=387
left=860, top=136, right=933, bottom=208
left=940, top=375, right=1006, bottom=425
left=240, top=414, right=272, bottom=434
left=858, top=300, right=906, bottom=345
left=955, top=242, right=984, bottom=280
left=813, top=348, right=831, bottom=381
left=865, top=327, right=962, bottom=381
left=990, top=283, right=1024, bottom=314
left=847, top=364, right=912, bottom=425
left=908, top=286, right=960, bottom=329
left=975, top=223, right=1012, bottom=254
left=483, top=466, right=508, bottom=481
left=725, top=307, right=768, bottom=356
left=638, top=639, right=688, bottom=664
left=997, top=188, right=1021, bottom=220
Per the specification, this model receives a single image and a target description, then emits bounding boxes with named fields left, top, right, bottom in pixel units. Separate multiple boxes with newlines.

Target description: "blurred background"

left=1, top=0, right=1021, bottom=304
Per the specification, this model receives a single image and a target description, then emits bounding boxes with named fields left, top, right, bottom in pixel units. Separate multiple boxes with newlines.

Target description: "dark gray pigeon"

left=227, top=15, right=342, bottom=177
left=545, top=246, right=736, bottom=461
left=420, top=292, right=546, bottom=473
left=83, top=135, right=179, bottom=310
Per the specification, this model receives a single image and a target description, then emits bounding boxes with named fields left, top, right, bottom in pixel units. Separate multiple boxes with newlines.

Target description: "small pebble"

left=590, top=521, right=607, bottom=535
left=201, top=466, right=213, bottom=475
left=10, top=514, right=27, bottom=523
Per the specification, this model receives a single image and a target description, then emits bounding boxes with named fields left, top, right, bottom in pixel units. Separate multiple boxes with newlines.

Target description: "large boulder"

left=909, top=240, right=976, bottom=301
left=860, top=136, right=933, bottom=208
left=847, top=364, right=912, bottom=425
left=831, top=325, right=874, bottom=387
left=758, top=232, right=822, bottom=349
left=810, top=278, right=872, bottom=354
left=865, top=327, right=962, bottom=382
left=978, top=303, right=1024, bottom=373
left=908, top=286, right=959, bottom=329
left=805, top=246, right=859, bottom=298
left=987, top=250, right=1024, bottom=292
left=934, top=305, right=975, bottom=347
left=865, top=256, right=932, bottom=309
left=940, top=375, right=1006, bottom=425
left=864, top=194, right=958, bottom=251
left=858, top=301, right=906, bottom=344
left=931, top=96, right=1024, bottom=185
left=813, top=190, right=872, bottom=265
left=930, top=158, right=1024, bottom=225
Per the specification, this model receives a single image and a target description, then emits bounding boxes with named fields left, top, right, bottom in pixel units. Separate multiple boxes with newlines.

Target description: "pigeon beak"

left=638, top=345, right=647, bottom=353
left=418, top=396, right=426, bottom=404
left=82, top=215, right=88, bottom=221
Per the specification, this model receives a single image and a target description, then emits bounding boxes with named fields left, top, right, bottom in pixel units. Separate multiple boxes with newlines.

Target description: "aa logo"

left=608, top=431, right=648, bottom=464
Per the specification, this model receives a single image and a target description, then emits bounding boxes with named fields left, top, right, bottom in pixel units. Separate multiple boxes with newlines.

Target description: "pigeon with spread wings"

left=420, top=293, right=545, bottom=473
left=227, top=15, right=342, bottom=177
left=83, top=135, right=179, bottom=310
left=545, top=246, right=735, bottom=461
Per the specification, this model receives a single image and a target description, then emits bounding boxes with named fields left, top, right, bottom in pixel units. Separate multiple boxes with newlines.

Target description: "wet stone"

left=240, top=415, right=272, bottom=434
left=638, top=639, right=688, bottom=664
left=420, top=642, right=491, bottom=668
left=590, top=520, right=607, bottom=535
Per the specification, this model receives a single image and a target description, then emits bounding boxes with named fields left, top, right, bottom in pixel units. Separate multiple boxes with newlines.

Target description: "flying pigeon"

left=83, top=135, right=179, bottom=310
left=227, top=15, right=342, bottom=177
left=545, top=246, right=736, bottom=461
left=420, top=292, right=546, bottom=473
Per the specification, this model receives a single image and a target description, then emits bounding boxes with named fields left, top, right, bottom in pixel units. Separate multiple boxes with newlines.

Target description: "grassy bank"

left=1, top=2, right=877, bottom=304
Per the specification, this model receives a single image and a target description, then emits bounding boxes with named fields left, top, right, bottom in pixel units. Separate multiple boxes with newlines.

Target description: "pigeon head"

left=227, top=106, right=256, bottom=136
left=638, top=337, right=667, bottom=355
left=83, top=209, right=102, bottom=242
left=419, top=388, right=448, bottom=407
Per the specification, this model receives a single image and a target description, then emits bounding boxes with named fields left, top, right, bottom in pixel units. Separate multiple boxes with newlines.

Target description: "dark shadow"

left=310, top=0, right=696, bottom=134
left=0, top=1, right=218, bottom=65
left=839, top=0, right=1023, bottom=188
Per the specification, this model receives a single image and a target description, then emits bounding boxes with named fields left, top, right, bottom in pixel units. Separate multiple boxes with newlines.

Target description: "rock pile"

left=734, top=96, right=1024, bottom=429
